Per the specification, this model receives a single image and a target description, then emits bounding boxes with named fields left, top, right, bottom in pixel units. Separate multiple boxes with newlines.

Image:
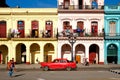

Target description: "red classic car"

left=40, top=58, right=77, bottom=71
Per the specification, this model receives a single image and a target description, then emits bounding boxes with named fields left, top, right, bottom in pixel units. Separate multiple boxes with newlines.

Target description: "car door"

left=59, top=59, right=67, bottom=69
left=50, top=59, right=60, bottom=69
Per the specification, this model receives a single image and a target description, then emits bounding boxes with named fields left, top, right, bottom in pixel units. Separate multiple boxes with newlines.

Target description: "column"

left=54, top=42, right=58, bottom=59
left=104, top=42, right=107, bottom=64
left=26, top=46, right=30, bottom=64
left=57, top=41, right=62, bottom=58
left=118, top=43, right=120, bottom=64
left=40, top=44, right=44, bottom=62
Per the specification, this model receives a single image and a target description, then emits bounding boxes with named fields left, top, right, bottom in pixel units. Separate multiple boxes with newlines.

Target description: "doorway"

left=79, top=0, right=83, bottom=9
left=107, top=44, right=118, bottom=64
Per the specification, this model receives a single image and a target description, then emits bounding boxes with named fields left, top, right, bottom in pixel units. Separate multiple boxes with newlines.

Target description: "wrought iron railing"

left=0, top=30, right=58, bottom=39
left=58, top=31, right=104, bottom=37
left=58, top=5, right=104, bottom=10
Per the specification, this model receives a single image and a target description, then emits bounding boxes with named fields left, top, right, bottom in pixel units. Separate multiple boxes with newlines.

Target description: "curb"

left=110, top=69, right=120, bottom=74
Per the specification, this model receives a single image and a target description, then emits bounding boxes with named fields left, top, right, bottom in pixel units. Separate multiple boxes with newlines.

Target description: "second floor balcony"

left=58, top=5, right=104, bottom=11
left=104, top=33, right=120, bottom=40
left=0, top=30, right=58, bottom=41
left=104, top=5, right=120, bottom=13
left=58, top=30, right=104, bottom=40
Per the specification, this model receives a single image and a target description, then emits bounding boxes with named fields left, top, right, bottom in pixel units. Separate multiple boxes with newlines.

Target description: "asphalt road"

left=0, top=70, right=120, bottom=80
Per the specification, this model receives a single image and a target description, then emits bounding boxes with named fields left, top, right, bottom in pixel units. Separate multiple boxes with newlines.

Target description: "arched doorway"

left=75, top=44, right=85, bottom=63
left=44, top=43, right=54, bottom=62
left=61, top=44, right=71, bottom=61
left=16, top=43, right=26, bottom=64
left=30, top=43, right=40, bottom=64
left=0, top=45, right=8, bottom=64
left=107, top=44, right=118, bottom=64
left=89, top=44, right=99, bottom=64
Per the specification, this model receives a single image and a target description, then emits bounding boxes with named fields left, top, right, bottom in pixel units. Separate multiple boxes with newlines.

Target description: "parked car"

left=40, top=58, right=77, bottom=71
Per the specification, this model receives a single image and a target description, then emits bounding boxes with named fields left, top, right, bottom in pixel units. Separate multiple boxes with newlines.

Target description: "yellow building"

left=0, top=8, right=58, bottom=64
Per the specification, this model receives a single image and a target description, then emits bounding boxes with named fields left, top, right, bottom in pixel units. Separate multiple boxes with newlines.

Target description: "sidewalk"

left=0, top=63, right=120, bottom=71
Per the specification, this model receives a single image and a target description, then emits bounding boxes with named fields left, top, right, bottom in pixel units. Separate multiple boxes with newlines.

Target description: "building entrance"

left=107, top=44, right=118, bottom=64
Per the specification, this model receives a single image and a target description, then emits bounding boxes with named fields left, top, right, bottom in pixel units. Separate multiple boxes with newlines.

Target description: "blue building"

left=104, top=5, right=120, bottom=64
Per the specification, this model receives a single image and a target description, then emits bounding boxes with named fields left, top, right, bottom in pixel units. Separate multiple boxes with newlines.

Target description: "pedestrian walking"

left=7, top=60, right=13, bottom=77
left=11, top=58, right=16, bottom=71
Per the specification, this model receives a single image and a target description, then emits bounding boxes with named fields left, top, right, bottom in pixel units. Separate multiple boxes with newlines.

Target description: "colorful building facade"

left=104, top=5, right=120, bottom=64
left=0, top=8, right=58, bottom=64
left=1, top=0, right=120, bottom=65
left=58, top=0, right=104, bottom=64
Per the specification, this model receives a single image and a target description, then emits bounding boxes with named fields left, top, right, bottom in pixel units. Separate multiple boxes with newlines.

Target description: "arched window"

left=0, top=21, right=6, bottom=38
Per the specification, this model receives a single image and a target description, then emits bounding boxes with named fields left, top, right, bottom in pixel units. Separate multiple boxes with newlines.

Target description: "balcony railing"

left=104, top=5, right=120, bottom=13
left=0, top=31, right=58, bottom=41
left=58, top=31, right=104, bottom=37
left=58, top=5, right=104, bottom=10
left=104, top=33, right=120, bottom=40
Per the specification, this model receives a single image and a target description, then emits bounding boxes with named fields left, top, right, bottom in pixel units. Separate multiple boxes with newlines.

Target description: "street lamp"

left=68, top=34, right=76, bottom=62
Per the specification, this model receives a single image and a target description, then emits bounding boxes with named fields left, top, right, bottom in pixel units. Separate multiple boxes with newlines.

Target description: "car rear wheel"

left=66, top=67, right=72, bottom=71
left=43, top=66, right=49, bottom=71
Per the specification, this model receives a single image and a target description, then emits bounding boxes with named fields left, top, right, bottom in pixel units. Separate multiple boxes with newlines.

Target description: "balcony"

left=58, top=5, right=104, bottom=13
left=58, top=31, right=104, bottom=40
left=104, top=33, right=120, bottom=40
left=0, top=32, right=58, bottom=41
left=104, top=5, right=120, bottom=13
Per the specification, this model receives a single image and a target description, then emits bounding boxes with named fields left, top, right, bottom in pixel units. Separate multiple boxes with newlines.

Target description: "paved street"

left=0, top=70, right=120, bottom=80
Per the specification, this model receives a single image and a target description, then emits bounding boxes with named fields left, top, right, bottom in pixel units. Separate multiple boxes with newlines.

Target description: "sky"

left=6, top=0, right=57, bottom=8
left=6, top=0, right=120, bottom=8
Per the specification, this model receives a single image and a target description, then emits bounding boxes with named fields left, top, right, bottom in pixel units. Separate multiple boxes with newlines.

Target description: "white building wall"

left=58, top=40, right=104, bottom=63
left=58, top=13, right=104, bottom=34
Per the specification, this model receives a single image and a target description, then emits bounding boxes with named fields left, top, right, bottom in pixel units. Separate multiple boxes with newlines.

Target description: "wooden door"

left=75, top=55, right=81, bottom=63
left=89, top=52, right=96, bottom=63
left=0, top=21, right=6, bottom=38
left=0, top=54, right=1, bottom=63
left=47, top=55, right=52, bottom=62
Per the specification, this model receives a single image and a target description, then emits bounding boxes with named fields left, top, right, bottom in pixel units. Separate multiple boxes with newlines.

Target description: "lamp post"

left=68, top=34, right=76, bottom=62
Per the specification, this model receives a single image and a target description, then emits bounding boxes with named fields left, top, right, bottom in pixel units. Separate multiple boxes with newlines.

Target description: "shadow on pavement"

left=14, top=73, right=25, bottom=77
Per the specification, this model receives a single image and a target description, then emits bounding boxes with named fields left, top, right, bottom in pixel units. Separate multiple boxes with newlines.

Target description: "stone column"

left=26, top=46, right=30, bottom=64
left=40, top=43, right=44, bottom=62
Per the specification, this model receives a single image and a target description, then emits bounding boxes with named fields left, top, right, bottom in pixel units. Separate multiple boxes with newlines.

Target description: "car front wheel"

left=43, top=66, right=49, bottom=71
left=66, top=67, right=72, bottom=71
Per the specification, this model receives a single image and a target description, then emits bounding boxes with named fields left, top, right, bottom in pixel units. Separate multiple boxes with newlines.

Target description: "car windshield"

left=52, top=59, right=59, bottom=63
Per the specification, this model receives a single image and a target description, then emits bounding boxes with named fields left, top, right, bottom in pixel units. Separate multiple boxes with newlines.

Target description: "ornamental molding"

left=60, top=18, right=72, bottom=21
left=106, top=17, right=119, bottom=20
left=88, top=18, right=100, bottom=21
left=75, top=18, right=87, bottom=21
